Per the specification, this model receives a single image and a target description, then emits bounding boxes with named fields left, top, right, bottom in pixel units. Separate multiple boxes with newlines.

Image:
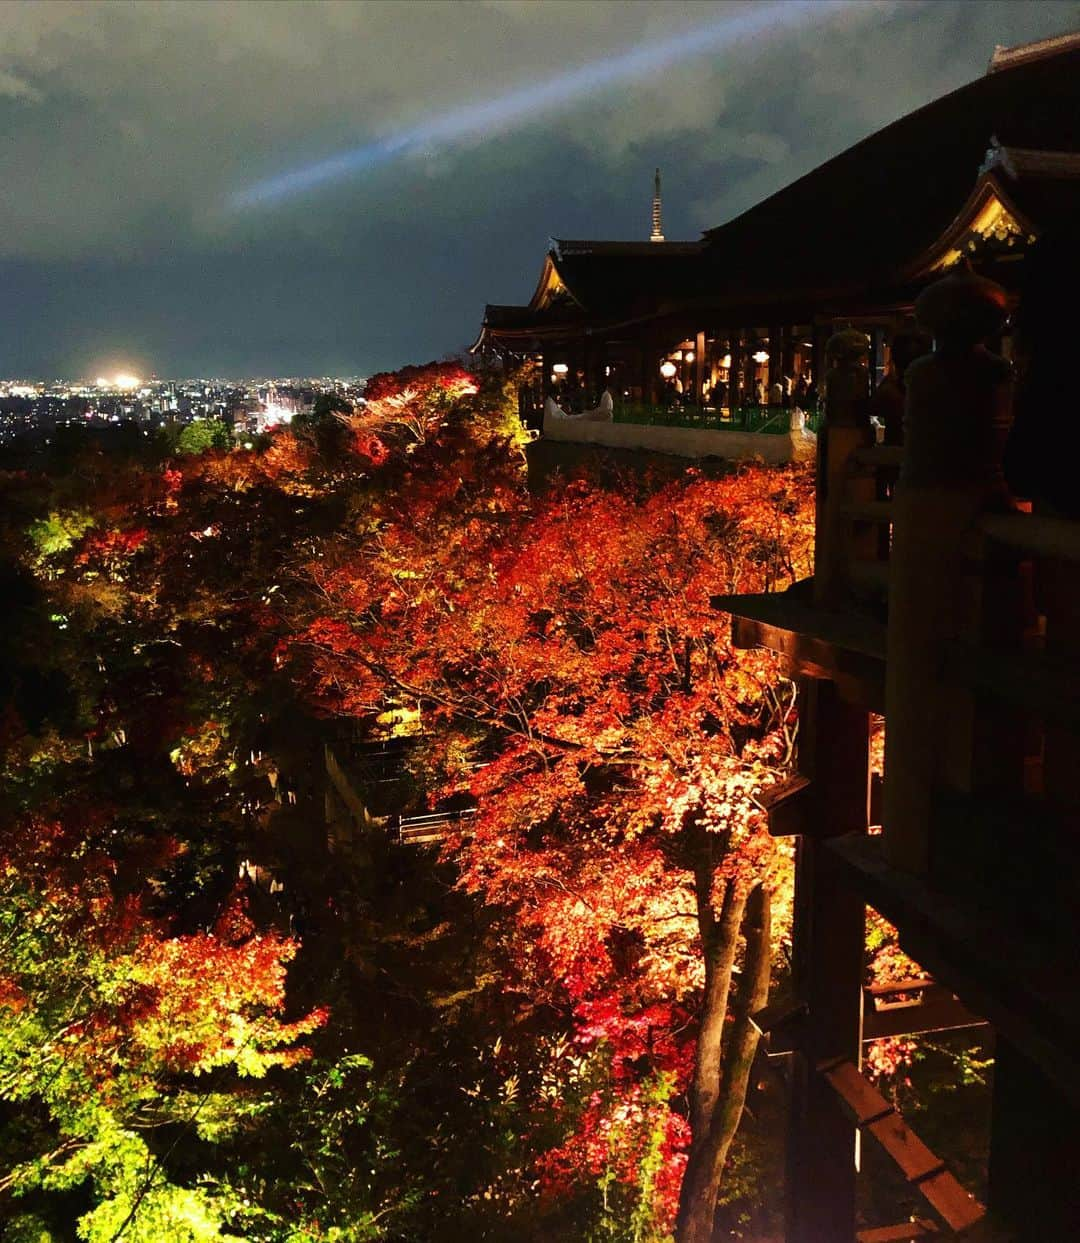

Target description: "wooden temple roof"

left=476, top=32, right=1080, bottom=349
left=695, top=35, right=1080, bottom=302
left=471, top=302, right=593, bottom=352
left=549, top=240, right=705, bottom=318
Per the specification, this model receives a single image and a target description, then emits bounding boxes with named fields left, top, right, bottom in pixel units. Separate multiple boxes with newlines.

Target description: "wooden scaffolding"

left=718, top=267, right=1080, bottom=1242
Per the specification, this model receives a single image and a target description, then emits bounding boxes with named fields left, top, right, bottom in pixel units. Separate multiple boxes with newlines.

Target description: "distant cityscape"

left=0, top=374, right=368, bottom=450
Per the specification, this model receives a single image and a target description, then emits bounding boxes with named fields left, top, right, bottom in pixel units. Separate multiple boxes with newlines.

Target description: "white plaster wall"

left=542, top=411, right=810, bottom=464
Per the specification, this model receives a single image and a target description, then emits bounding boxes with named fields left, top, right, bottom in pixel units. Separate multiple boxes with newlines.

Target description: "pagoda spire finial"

left=650, top=166, right=665, bottom=243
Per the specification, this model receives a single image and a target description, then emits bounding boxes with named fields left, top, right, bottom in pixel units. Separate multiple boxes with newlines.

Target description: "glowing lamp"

left=684, top=351, right=695, bottom=364
left=721, top=354, right=732, bottom=369
left=752, top=350, right=770, bottom=364
left=659, top=361, right=677, bottom=379
left=552, top=363, right=569, bottom=375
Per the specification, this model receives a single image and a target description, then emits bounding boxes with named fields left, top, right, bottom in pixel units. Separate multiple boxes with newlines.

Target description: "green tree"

left=175, top=419, right=231, bottom=456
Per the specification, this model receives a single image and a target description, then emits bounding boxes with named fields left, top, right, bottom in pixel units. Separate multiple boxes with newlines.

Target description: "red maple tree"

left=284, top=363, right=815, bottom=1239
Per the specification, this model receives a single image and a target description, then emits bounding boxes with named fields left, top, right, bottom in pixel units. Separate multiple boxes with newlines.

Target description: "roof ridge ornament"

left=650, top=167, right=665, bottom=243
left=978, top=136, right=1017, bottom=180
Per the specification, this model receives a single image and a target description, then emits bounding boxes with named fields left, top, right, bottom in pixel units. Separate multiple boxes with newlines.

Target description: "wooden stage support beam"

left=785, top=679, right=869, bottom=1243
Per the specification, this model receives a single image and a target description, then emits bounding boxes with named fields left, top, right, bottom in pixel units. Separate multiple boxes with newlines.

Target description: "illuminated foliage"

left=27, top=509, right=95, bottom=562
left=0, top=816, right=324, bottom=1241
left=174, top=419, right=232, bottom=457
left=283, top=368, right=815, bottom=1239
left=0, top=361, right=817, bottom=1240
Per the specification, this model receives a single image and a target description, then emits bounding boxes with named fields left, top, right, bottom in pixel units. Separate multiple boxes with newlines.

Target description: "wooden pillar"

left=1041, top=556, right=1080, bottom=822
left=883, top=269, right=1014, bottom=876
left=768, top=325, right=783, bottom=395
left=782, top=327, right=797, bottom=390
left=786, top=679, right=869, bottom=1243
left=694, top=329, right=706, bottom=406
left=649, top=330, right=664, bottom=406
left=814, top=330, right=873, bottom=607
left=988, top=1038, right=1080, bottom=1240
left=1036, top=550, right=1080, bottom=949
left=867, top=327, right=882, bottom=389
left=730, top=333, right=744, bottom=416
left=580, top=336, right=593, bottom=405
left=811, top=323, right=829, bottom=393
left=638, top=329, right=652, bottom=405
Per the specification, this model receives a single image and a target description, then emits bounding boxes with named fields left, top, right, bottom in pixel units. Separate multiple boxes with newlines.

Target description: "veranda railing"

left=612, top=403, right=822, bottom=434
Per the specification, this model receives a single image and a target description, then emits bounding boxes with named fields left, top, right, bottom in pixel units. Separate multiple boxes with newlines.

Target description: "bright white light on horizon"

left=231, top=0, right=875, bottom=209
left=96, top=372, right=141, bottom=390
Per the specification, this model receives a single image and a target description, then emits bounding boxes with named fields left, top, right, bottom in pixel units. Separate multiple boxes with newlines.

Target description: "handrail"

left=980, top=511, right=1080, bottom=563
left=397, top=808, right=476, bottom=827
left=611, top=402, right=813, bottom=434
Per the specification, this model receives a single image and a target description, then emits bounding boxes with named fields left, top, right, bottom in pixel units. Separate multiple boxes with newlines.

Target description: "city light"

left=231, top=0, right=862, bottom=208
left=96, top=372, right=141, bottom=390
left=260, top=400, right=294, bottom=428
left=0, top=374, right=368, bottom=451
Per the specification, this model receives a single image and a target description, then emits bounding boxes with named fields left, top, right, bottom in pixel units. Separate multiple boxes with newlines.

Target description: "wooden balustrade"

left=717, top=259, right=1080, bottom=1240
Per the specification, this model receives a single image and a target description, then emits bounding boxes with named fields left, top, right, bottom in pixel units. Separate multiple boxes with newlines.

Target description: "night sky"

left=1, top=0, right=1075, bottom=380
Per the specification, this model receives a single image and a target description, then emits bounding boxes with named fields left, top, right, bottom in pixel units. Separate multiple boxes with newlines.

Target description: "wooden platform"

left=828, top=832, right=1080, bottom=1103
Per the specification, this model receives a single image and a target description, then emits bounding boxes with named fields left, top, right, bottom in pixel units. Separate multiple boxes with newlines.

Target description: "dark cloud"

left=0, top=0, right=1075, bottom=377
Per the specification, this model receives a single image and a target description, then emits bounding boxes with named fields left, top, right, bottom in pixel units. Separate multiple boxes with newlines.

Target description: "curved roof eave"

left=528, top=251, right=584, bottom=312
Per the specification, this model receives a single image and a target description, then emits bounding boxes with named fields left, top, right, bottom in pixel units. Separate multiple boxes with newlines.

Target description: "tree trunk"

left=687, top=860, right=746, bottom=1143
left=676, top=881, right=772, bottom=1243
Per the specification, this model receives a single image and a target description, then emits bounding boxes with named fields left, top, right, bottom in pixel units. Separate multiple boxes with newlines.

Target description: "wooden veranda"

left=717, top=266, right=1080, bottom=1242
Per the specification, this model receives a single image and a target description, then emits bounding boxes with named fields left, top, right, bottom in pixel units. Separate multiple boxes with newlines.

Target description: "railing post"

left=882, top=268, right=1015, bottom=876
left=814, top=329, right=873, bottom=606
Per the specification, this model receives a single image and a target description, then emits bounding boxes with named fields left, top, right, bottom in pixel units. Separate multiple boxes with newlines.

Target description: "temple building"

left=473, top=32, right=1080, bottom=448
left=478, top=29, right=1080, bottom=1242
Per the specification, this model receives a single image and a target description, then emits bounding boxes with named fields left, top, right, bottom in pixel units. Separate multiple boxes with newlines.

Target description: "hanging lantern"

left=659, top=361, right=678, bottom=379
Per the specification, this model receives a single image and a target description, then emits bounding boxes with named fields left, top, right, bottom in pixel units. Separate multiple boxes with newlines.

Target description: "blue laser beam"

left=231, top=0, right=874, bottom=208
